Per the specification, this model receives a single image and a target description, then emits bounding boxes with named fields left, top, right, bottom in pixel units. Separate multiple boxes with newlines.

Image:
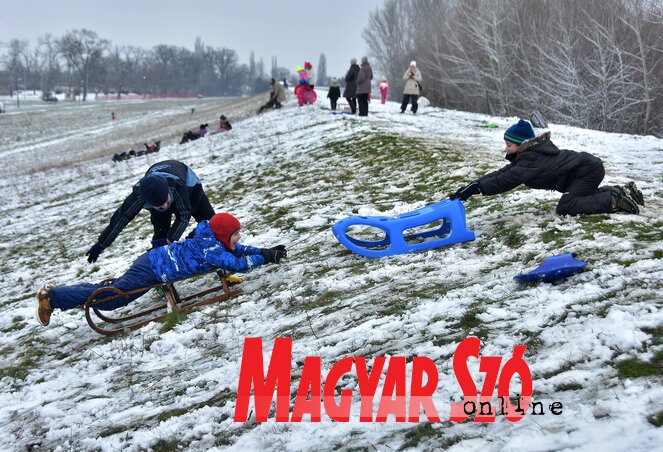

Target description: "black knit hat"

left=139, top=175, right=169, bottom=206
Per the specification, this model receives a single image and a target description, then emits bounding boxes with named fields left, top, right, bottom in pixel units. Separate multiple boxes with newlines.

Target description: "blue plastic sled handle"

left=513, top=252, right=588, bottom=283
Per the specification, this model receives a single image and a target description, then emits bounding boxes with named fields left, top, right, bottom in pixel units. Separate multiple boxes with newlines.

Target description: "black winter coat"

left=343, top=64, right=360, bottom=98
left=478, top=133, right=603, bottom=195
left=327, top=86, right=341, bottom=99
left=98, top=160, right=201, bottom=247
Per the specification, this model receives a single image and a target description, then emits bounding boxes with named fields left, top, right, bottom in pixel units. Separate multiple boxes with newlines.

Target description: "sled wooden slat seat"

left=84, top=269, right=242, bottom=336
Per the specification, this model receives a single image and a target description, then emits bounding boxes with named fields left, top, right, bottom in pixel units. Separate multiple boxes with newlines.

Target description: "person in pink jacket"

left=378, top=78, right=389, bottom=104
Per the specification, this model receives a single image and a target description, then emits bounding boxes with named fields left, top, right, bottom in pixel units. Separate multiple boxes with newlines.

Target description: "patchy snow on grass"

left=0, top=93, right=661, bottom=451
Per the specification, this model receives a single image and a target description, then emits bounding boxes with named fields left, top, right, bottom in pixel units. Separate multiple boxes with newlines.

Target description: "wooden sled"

left=84, top=270, right=242, bottom=336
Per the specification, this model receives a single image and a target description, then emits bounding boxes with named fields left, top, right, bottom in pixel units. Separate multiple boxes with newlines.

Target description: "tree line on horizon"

left=0, top=30, right=330, bottom=100
left=366, top=0, right=663, bottom=137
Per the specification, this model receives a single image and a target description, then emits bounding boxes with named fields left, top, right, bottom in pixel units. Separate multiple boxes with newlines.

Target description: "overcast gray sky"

left=0, top=0, right=384, bottom=77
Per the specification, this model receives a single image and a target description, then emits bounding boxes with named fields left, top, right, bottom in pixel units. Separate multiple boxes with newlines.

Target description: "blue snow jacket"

left=148, top=220, right=265, bottom=282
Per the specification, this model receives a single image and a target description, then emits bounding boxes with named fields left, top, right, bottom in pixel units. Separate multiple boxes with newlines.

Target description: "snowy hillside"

left=0, top=94, right=661, bottom=451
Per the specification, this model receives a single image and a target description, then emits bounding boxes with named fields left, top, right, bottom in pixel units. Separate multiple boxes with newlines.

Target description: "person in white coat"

left=401, top=60, right=422, bottom=114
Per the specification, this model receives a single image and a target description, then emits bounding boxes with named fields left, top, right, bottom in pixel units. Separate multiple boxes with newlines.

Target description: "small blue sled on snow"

left=513, top=253, right=588, bottom=283
left=332, top=199, right=475, bottom=258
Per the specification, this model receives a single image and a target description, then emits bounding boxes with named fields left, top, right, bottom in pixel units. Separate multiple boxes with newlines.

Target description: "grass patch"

left=151, top=438, right=183, bottom=451
left=616, top=350, right=663, bottom=379
left=555, top=382, right=583, bottom=391
left=641, top=326, right=663, bottom=345
left=648, top=410, right=663, bottom=427
left=159, top=311, right=189, bottom=334
left=458, top=305, right=489, bottom=339
left=157, top=407, right=189, bottom=422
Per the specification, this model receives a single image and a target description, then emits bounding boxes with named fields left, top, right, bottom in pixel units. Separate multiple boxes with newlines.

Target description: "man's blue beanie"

left=139, top=175, right=169, bottom=206
left=504, top=119, right=535, bottom=145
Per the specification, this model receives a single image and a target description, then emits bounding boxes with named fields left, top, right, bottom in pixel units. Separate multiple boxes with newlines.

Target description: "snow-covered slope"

left=0, top=94, right=661, bottom=451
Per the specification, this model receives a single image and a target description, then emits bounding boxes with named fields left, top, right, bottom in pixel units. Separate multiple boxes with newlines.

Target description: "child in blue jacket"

left=36, top=213, right=286, bottom=326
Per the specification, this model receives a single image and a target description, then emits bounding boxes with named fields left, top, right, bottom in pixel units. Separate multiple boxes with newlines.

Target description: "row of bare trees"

left=0, top=29, right=289, bottom=100
left=365, top=0, right=663, bottom=136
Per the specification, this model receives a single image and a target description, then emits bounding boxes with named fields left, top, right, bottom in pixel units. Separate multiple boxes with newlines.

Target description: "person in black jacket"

left=327, top=77, right=341, bottom=111
left=450, top=119, right=644, bottom=216
left=343, top=58, right=360, bottom=114
left=85, top=160, right=216, bottom=263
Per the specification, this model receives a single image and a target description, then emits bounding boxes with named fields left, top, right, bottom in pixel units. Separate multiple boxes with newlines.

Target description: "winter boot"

left=530, top=111, right=548, bottom=128
left=623, top=182, right=644, bottom=206
left=610, top=189, right=639, bottom=214
left=36, top=285, right=54, bottom=326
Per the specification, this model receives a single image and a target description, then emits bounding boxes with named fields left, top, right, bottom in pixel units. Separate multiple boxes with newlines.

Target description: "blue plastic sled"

left=513, top=253, right=588, bottom=283
left=332, top=199, right=475, bottom=258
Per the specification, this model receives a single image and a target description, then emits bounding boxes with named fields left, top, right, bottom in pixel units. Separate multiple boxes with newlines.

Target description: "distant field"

left=0, top=95, right=264, bottom=176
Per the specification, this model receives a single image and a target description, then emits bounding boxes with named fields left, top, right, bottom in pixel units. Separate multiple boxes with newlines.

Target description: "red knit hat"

left=209, top=213, right=241, bottom=249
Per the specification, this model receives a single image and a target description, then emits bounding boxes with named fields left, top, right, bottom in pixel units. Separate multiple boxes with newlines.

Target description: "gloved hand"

left=268, top=244, right=287, bottom=253
left=151, top=238, right=169, bottom=248
left=261, top=247, right=287, bottom=264
left=86, top=242, right=105, bottom=263
left=450, top=181, right=481, bottom=201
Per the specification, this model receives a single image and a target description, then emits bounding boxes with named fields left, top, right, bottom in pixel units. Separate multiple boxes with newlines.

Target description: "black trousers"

left=401, top=94, right=419, bottom=113
left=357, top=93, right=369, bottom=116
left=264, top=96, right=281, bottom=109
left=345, top=96, right=357, bottom=114
left=151, top=185, right=215, bottom=240
left=329, top=97, right=338, bottom=111
left=556, top=159, right=613, bottom=215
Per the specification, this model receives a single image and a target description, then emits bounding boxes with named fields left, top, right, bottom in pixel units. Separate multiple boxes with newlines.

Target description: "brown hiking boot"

left=36, top=285, right=54, bottom=326
left=610, top=190, right=639, bottom=214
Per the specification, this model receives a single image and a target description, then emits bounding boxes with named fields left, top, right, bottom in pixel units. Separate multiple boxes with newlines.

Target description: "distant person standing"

left=343, top=58, right=360, bottom=114
left=304, top=61, right=315, bottom=90
left=379, top=78, right=389, bottom=104
left=327, top=78, right=341, bottom=111
left=401, top=60, right=422, bottom=114
left=356, top=56, right=373, bottom=117
left=111, top=112, right=116, bottom=120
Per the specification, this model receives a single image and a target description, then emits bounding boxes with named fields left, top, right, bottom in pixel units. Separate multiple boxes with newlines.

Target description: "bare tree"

left=57, top=29, right=109, bottom=101
left=367, top=0, right=663, bottom=136
left=2, top=39, right=28, bottom=99
left=317, top=53, right=327, bottom=86
left=248, top=51, right=256, bottom=94
left=364, top=0, right=419, bottom=100
left=37, top=34, right=60, bottom=95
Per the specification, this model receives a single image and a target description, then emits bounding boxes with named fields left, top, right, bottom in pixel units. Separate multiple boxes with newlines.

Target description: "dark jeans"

left=556, top=159, right=613, bottom=215
left=50, top=253, right=160, bottom=311
left=357, top=94, right=369, bottom=116
left=345, top=96, right=357, bottom=114
left=401, top=94, right=419, bottom=113
left=329, top=98, right=338, bottom=111
left=151, top=185, right=215, bottom=240
left=263, top=96, right=282, bottom=109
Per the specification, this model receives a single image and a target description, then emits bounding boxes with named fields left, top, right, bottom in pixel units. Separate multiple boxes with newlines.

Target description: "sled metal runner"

left=84, top=270, right=242, bottom=336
